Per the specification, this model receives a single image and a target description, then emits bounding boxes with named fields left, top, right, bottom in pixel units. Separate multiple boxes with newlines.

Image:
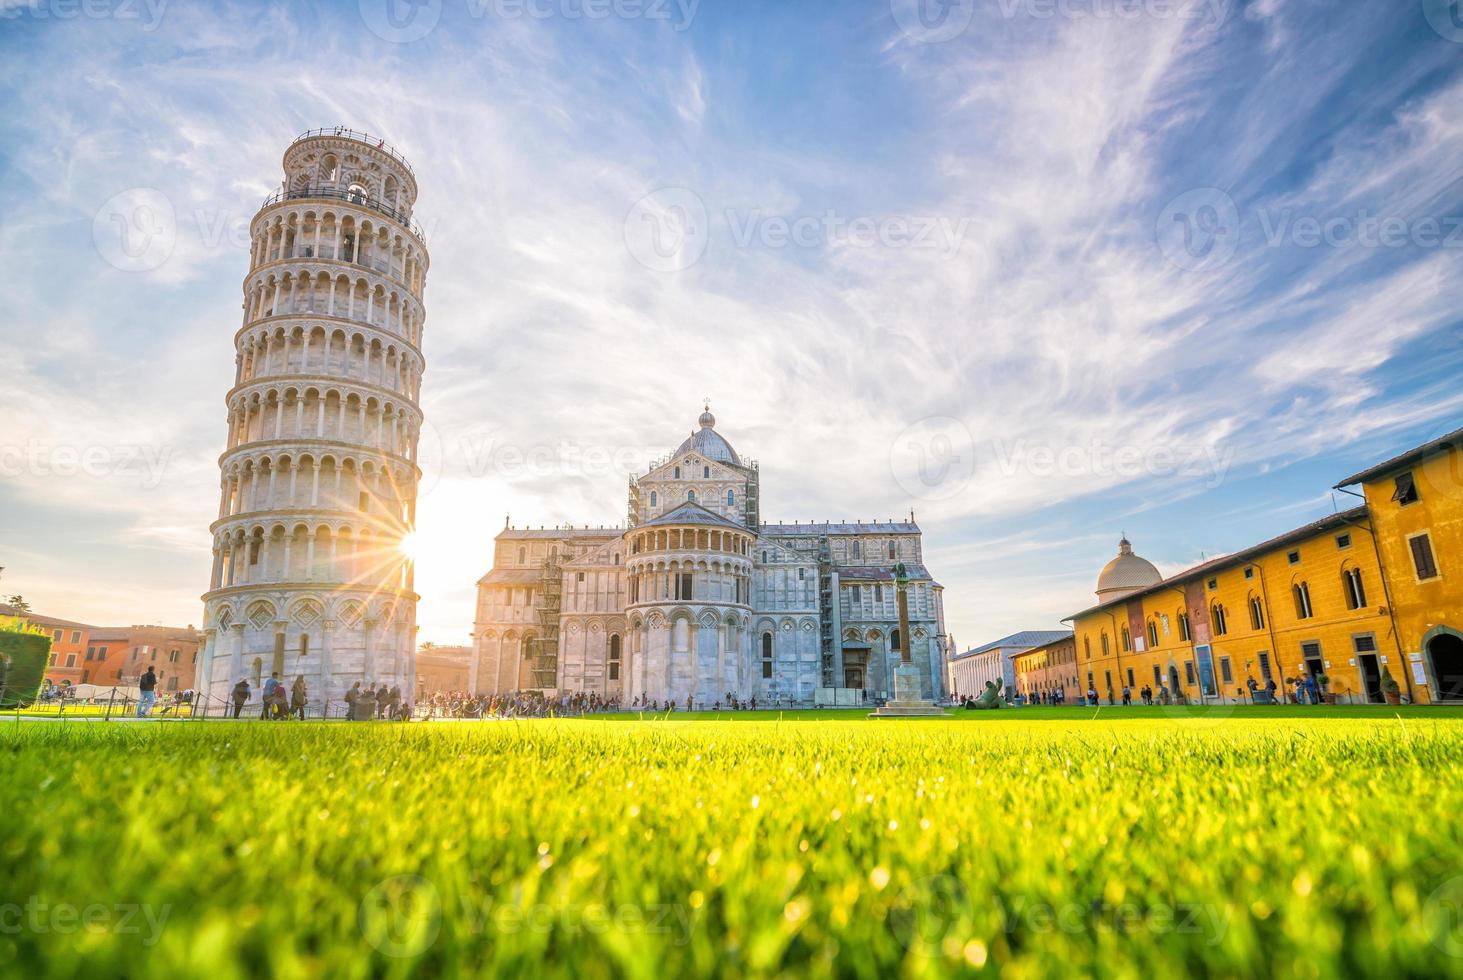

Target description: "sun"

left=398, top=531, right=423, bottom=562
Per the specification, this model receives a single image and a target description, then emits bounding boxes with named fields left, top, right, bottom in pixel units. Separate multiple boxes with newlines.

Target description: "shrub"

left=0, top=629, right=53, bottom=708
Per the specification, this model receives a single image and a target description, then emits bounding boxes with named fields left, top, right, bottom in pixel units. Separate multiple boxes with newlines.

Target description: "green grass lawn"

left=3, top=715, right=1462, bottom=977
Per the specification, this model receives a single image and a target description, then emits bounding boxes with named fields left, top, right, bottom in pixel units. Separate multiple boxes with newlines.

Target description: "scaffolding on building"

left=742, top=460, right=760, bottom=529
left=627, top=476, right=641, bottom=529
left=534, top=551, right=562, bottom=690
left=818, top=536, right=834, bottom=686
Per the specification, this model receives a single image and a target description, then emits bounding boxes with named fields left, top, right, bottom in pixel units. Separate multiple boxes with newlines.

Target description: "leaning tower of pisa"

left=198, top=128, right=429, bottom=713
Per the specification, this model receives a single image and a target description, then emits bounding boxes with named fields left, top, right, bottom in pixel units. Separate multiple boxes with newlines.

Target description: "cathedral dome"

left=1095, top=537, right=1162, bottom=601
left=676, top=406, right=741, bottom=465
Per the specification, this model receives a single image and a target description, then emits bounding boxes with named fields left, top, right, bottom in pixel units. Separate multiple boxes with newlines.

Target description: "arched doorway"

left=1425, top=628, right=1463, bottom=702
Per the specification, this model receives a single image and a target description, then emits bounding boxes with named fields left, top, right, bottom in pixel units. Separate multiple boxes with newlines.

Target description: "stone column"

left=715, top=622, right=726, bottom=703
left=229, top=623, right=245, bottom=689
left=362, top=618, right=376, bottom=684
left=318, top=619, right=333, bottom=714
left=197, top=629, right=216, bottom=704
left=828, top=569, right=843, bottom=687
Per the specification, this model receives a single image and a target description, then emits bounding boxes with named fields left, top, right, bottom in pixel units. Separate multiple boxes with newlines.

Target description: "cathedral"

left=471, top=409, right=950, bottom=705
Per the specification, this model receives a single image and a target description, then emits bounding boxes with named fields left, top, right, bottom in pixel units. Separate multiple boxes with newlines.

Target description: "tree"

left=6, top=596, right=30, bottom=613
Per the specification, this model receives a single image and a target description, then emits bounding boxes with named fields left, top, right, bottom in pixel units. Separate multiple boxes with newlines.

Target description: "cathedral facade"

left=471, top=410, right=950, bottom=705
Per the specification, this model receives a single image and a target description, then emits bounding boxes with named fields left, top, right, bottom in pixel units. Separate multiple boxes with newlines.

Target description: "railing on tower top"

left=290, top=127, right=416, bottom=177
left=258, top=185, right=428, bottom=243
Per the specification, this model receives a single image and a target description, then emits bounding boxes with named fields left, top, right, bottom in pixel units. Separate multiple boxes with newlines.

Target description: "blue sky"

left=1, top=0, right=1461, bottom=648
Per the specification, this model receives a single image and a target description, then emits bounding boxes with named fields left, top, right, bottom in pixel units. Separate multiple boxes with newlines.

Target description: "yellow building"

left=1011, top=633, right=1078, bottom=702
left=1066, top=426, right=1463, bottom=705
left=1335, top=426, right=1463, bottom=702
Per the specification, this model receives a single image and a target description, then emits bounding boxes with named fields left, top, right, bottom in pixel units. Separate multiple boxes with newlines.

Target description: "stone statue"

left=965, top=677, right=1004, bottom=710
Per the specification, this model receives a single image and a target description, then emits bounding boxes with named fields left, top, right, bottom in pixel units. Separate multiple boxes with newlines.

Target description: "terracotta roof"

left=640, top=501, right=746, bottom=530
left=952, top=629, right=1072, bottom=662
left=835, top=563, right=936, bottom=583
left=1064, top=506, right=1368, bottom=622
left=496, top=527, right=623, bottom=540
left=762, top=521, right=920, bottom=535
left=477, top=569, right=546, bottom=586
left=1333, top=424, right=1463, bottom=487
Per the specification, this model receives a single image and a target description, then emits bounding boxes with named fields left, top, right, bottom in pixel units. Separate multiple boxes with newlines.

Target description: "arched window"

left=1121, top=626, right=1131, bottom=652
left=1101, top=632, right=1110, bottom=657
left=1178, top=611, right=1191, bottom=642
left=674, top=466, right=681, bottom=479
left=888, top=541, right=896, bottom=559
left=703, top=466, right=710, bottom=478
left=892, top=628, right=901, bottom=651
left=1294, top=582, right=1314, bottom=619
left=1084, top=636, right=1092, bottom=660
left=687, top=490, right=697, bottom=503
left=1248, top=595, right=1265, bottom=630
left=649, top=491, right=657, bottom=507
left=726, top=489, right=735, bottom=507
left=518, top=547, right=526, bottom=564
left=608, top=634, right=621, bottom=681
left=1146, top=620, right=1158, bottom=647
left=762, top=632, right=774, bottom=679
left=852, top=541, right=861, bottom=559
left=1212, top=603, right=1228, bottom=636
left=1343, top=568, right=1367, bottom=609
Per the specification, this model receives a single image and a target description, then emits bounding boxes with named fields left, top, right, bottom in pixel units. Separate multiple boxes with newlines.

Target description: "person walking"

left=137, top=666, right=158, bottom=718
left=231, top=678, right=250, bottom=719
left=291, top=675, right=308, bottom=720
left=376, top=683, right=391, bottom=720
left=389, top=684, right=402, bottom=719
left=1121, top=685, right=1132, bottom=706
left=261, top=673, right=282, bottom=720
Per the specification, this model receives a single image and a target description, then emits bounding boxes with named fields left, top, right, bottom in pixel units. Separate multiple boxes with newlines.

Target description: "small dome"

left=676, top=407, right=740, bottom=465
left=1096, top=536, right=1161, bottom=601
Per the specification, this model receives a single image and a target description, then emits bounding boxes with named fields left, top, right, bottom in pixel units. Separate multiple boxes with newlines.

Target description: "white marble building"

left=472, top=410, right=949, bottom=705
left=197, top=129, right=428, bottom=708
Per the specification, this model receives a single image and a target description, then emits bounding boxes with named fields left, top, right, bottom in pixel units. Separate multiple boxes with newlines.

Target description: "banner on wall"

left=1194, top=644, right=1218, bottom=698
